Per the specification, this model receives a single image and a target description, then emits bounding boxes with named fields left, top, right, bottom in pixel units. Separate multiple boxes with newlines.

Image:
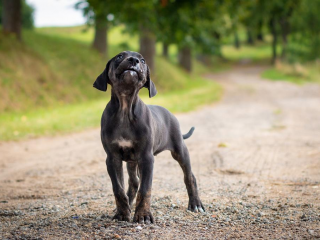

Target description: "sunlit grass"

left=261, top=68, right=305, bottom=84
left=0, top=77, right=221, bottom=141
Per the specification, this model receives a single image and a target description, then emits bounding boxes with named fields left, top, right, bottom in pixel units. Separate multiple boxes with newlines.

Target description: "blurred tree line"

left=1, top=0, right=319, bottom=72
left=75, top=0, right=320, bottom=72
left=0, top=0, right=34, bottom=40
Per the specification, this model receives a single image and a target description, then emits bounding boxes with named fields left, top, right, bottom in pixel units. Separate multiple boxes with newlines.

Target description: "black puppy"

left=93, top=51, right=204, bottom=224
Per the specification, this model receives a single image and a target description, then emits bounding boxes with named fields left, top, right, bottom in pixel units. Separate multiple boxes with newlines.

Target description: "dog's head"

left=93, top=51, right=157, bottom=98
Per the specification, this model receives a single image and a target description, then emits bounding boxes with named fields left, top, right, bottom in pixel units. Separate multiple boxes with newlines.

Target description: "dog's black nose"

left=127, top=57, right=140, bottom=65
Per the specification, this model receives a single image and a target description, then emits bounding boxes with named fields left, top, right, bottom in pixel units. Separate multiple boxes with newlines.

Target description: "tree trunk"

left=247, top=29, right=254, bottom=45
left=280, top=17, right=289, bottom=60
left=269, top=18, right=278, bottom=65
left=92, top=17, right=107, bottom=56
left=178, top=46, right=192, bottom=72
left=2, top=0, right=22, bottom=40
left=234, top=31, right=240, bottom=49
left=139, top=27, right=156, bottom=72
left=162, top=43, right=169, bottom=58
left=197, top=54, right=210, bottom=65
left=257, top=20, right=264, bottom=41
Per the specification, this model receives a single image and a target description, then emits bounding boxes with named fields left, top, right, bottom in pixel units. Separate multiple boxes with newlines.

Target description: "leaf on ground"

left=218, top=142, right=227, bottom=148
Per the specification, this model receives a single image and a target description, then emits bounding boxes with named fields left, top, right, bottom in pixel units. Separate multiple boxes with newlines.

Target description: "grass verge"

left=261, top=62, right=320, bottom=85
left=0, top=26, right=222, bottom=141
left=0, top=78, right=221, bottom=141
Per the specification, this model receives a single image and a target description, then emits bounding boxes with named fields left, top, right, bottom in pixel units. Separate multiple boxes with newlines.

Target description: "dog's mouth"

left=115, top=62, right=143, bottom=81
left=122, top=69, right=138, bottom=76
left=119, top=67, right=143, bottom=81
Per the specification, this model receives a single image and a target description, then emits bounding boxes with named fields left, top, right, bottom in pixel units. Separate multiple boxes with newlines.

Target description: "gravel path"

left=1, top=66, right=320, bottom=239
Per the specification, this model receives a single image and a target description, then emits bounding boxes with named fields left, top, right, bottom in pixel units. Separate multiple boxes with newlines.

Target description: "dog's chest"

left=102, top=110, right=151, bottom=161
left=110, top=136, right=136, bottom=162
left=112, top=137, right=133, bottom=148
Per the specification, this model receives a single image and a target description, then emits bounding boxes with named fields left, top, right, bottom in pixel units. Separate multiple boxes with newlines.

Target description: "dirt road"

left=1, top=66, right=320, bottom=239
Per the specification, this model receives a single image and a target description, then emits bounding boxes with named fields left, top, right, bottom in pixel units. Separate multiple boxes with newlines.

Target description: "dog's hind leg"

left=106, top=157, right=131, bottom=221
left=171, top=142, right=205, bottom=213
left=126, top=162, right=139, bottom=208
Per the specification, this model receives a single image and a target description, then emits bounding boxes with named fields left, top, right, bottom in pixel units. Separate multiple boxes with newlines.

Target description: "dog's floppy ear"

left=144, top=66, right=157, bottom=98
left=93, top=59, right=112, bottom=92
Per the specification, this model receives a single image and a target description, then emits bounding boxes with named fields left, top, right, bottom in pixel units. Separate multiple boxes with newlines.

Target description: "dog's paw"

left=188, top=198, right=205, bottom=213
left=133, top=211, right=154, bottom=224
left=112, top=211, right=131, bottom=222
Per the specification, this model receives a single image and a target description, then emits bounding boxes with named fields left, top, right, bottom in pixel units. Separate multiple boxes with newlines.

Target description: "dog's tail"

left=183, top=127, right=195, bottom=140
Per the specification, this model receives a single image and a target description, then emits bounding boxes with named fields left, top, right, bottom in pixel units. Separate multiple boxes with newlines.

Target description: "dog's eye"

left=117, top=55, right=123, bottom=60
left=141, top=59, right=145, bottom=64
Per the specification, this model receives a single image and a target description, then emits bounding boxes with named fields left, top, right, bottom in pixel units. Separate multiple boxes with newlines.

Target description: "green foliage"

left=157, top=0, right=224, bottom=53
left=72, top=0, right=320, bottom=63
left=21, top=0, right=34, bottom=29
left=288, top=0, right=320, bottom=61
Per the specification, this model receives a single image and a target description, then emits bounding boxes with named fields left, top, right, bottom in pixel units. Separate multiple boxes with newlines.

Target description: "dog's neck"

left=110, top=89, right=141, bottom=122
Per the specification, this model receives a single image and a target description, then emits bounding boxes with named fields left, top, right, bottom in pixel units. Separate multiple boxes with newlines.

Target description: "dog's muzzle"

left=116, top=61, right=143, bottom=81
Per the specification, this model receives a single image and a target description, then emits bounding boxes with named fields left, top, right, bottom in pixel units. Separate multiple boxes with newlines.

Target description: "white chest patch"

left=112, top=138, right=133, bottom=148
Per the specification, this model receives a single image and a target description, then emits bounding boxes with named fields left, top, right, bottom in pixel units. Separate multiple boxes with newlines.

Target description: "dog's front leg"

left=106, top=156, right=131, bottom=221
left=133, top=153, right=154, bottom=224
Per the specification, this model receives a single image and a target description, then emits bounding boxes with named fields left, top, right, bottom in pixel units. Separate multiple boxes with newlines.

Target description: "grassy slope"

left=0, top=26, right=221, bottom=141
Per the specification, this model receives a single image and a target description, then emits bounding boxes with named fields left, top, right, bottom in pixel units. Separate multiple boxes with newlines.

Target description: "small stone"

left=114, top=233, right=121, bottom=239
left=150, top=225, right=160, bottom=229
left=308, top=229, right=314, bottom=235
left=136, top=225, right=142, bottom=230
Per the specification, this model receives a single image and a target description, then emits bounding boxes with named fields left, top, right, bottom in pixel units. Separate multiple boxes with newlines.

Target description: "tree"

left=224, top=0, right=246, bottom=49
left=76, top=0, right=117, bottom=56
left=2, top=0, right=22, bottom=40
left=256, top=20, right=264, bottom=41
left=0, top=0, right=34, bottom=30
left=290, top=0, right=320, bottom=61
left=264, top=0, right=299, bottom=63
left=156, top=0, right=202, bottom=72
left=119, top=1, right=157, bottom=72
left=139, top=26, right=156, bottom=72
left=156, top=0, right=226, bottom=71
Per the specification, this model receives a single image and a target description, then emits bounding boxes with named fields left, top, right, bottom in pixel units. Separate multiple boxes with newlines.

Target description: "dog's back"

left=147, top=105, right=194, bottom=155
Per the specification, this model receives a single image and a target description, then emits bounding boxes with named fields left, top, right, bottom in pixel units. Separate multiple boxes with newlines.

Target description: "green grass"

left=261, top=64, right=320, bottom=85
left=222, top=42, right=282, bottom=63
left=0, top=25, right=222, bottom=141
left=261, top=68, right=305, bottom=84
left=220, top=36, right=320, bottom=85
left=0, top=77, right=221, bottom=141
